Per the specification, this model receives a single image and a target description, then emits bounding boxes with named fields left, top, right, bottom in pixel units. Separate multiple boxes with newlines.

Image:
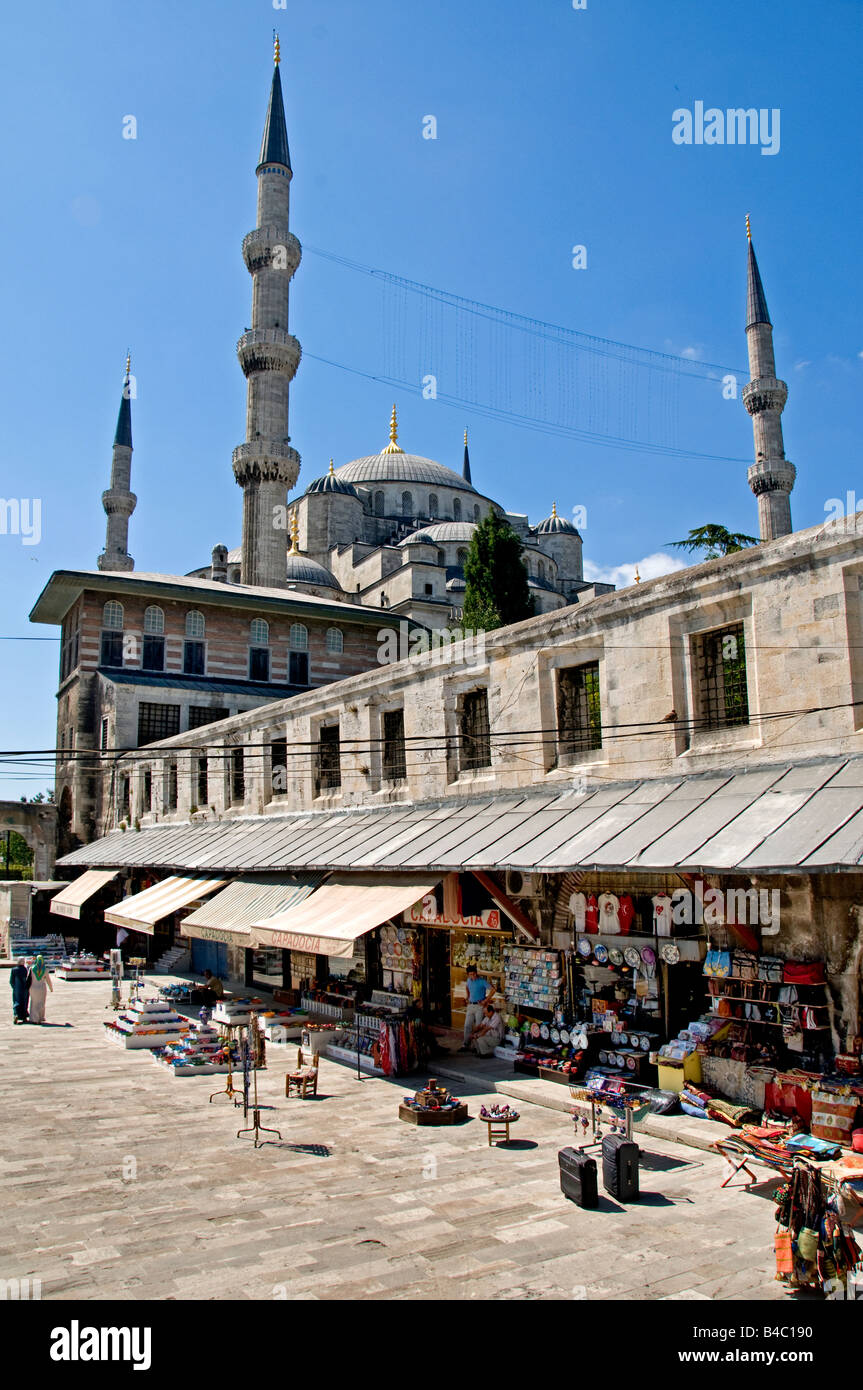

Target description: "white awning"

left=104, top=876, right=229, bottom=935
left=49, top=869, right=120, bottom=920
left=180, top=874, right=325, bottom=945
left=250, top=873, right=439, bottom=958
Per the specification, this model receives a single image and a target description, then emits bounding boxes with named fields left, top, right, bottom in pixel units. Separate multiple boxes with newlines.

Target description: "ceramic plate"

left=624, top=946, right=641, bottom=968
left=577, top=937, right=592, bottom=958
left=661, top=942, right=680, bottom=965
left=594, top=944, right=609, bottom=965
left=641, top=946, right=656, bottom=967
left=560, top=1028, right=570, bottom=1044
left=640, top=1035, right=651, bottom=1051
left=550, top=1027, right=560, bottom=1043
left=609, top=948, right=624, bottom=967
left=540, top=1023, right=550, bottom=1040
left=393, top=942, right=402, bottom=956
left=598, top=1049, right=608, bottom=1064
left=530, top=1022, right=541, bottom=1038
left=397, top=928, right=407, bottom=943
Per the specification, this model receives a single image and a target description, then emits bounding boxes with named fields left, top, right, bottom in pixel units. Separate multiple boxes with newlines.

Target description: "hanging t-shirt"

left=597, top=892, right=620, bottom=934
left=617, top=894, right=636, bottom=935
left=584, top=894, right=599, bottom=934
left=569, top=891, right=587, bottom=931
left=652, top=893, right=673, bottom=936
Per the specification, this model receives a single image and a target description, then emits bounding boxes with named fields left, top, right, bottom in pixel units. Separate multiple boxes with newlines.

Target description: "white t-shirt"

left=652, top=893, right=673, bottom=936
left=569, top=891, right=587, bottom=930
left=597, top=892, right=620, bottom=934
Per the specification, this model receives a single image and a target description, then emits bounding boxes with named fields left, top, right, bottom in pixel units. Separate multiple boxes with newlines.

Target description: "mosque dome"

left=535, top=502, right=580, bottom=536
left=285, top=552, right=341, bottom=590
left=305, top=460, right=361, bottom=499
left=400, top=522, right=478, bottom=547
left=334, top=405, right=477, bottom=493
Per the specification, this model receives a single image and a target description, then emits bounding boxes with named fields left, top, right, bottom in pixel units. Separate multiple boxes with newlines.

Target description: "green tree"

left=668, top=524, right=758, bottom=561
left=462, top=512, right=534, bottom=632
left=2, top=831, right=33, bottom=874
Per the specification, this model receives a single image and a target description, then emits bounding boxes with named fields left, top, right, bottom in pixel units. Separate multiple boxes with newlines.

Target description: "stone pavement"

left=1, top=975, right=789, bottom=1302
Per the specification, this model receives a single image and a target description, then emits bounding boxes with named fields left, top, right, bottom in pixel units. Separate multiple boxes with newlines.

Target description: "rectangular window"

left=100, top=717, right=109, bottom=751
left=120, top=776, right=130, bottom=819
left=142, top=635, right=165, bottom=672
left=382, top=709, right=407, bottom=782
left=316, top=725, right=341, bottom=792
left=100, top=632, right=124, bottom=668
left=249, top=646, right=270, bottom=682
left=137, top=702, right=181, bottom=746
left=143, top=766, right=152, bottom=811
left=270, top=737, right=288, bottom=796
left=460, top=690, right=491, bottom=772
left=196, top=755, right=208, bottom=806
left=168, top=762, right=178, bottom=810
left=557, top=661, right=602, bottom=760
left=183, top=640, right=205, bottom=676
left=231, top=748, right=245, bottom=804
left=693, top=622, right=750, bottom=731
left=188, top=706, right=229, bottom=730
left=289, top=650, right=309, bottom=686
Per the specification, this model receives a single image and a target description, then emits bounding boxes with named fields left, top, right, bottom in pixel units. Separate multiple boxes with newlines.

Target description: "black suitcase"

left=602, top=1133, right=640, bottom=1200
left=558, top=1147, right=598, bottom=1208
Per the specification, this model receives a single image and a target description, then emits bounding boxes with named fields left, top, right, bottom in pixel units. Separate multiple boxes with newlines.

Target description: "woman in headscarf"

left=10, top=959, right=30, bottom=1024
left=28, top=955, right=53, bottom=1025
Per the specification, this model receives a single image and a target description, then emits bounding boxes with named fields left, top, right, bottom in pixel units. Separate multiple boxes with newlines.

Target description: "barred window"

left=557, top=662, right=602, bottom=759
left=460, top=690, right=491, bottom=771
left=693, top=622, right=749, bottom=731
left=316, top=725, right=341, bottom=792
left=374, top=491, right=385, bottom=516
left=100, top=632, right=124, bottom=668
left=143, top=605, right=164, bottom=635
left=100, top=717, right=109, bottom=751
left=137, top=702, right=181, bottom=746
left=183, top=640, right=205, bottom=676
left=168, top=762, right=178, bottom=810
left=196, top=755, right=208, bottom=806
left=120, top=776, right=131, bottom=819
left=250, top=618, right=269, bottom=645
left=325, top=627, right=343, bottom=654
left=429, top=493, right=439, bottom=518
left=142, top=635, right=165, bottom=671
left=185, top=610, right=205, bottom=639
left=402, top=491, right=413, bottom=517
left=143, top=765, right=152, bottom=810
left=231, top=747, right=245, bottom=804
left=270, top=737, right=288, bottom=795
left=188, top=706, right=229, bottom=730
left=382, top=709, right=407, bottom=782
left=289, top=623, right=308, bottom=651
left=453, top=497, right=462, bottom=521
left=103, top=601, right=124, bottom=630
left=249, top=646, right=270, bottom=681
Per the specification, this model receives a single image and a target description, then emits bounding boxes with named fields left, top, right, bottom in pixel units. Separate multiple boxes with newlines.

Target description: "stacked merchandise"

left=327, top=991, right=424, bottom=1076
left=301, top=986, right=358, bottom=1020
left=380, top=924, right=422, bottom=999
left=257, top=1008, right=310, bottom=1043
left=400, top=1079, right=466, bottom=1123
left=55, top=953, right=108, bottom=981
left=810, top=1088, right=861, bottom=1147
left=103, top=997, right=189, bottom=1049
left=210, top=996, right=265, bottom=1027
left=703, top=951, right=830, bottom=1067
left=774, top=1160, right=863, bottom=1298
left=504, top=946, right=563, bottom=1011
left=154, top=1021, right=237, bottom=1076
left=511, top=1016, right=592, bottom=1081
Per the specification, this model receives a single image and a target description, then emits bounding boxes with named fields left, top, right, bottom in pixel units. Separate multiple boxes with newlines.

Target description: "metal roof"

left=98, top=669, right=302, bottom=699
left=57, top=755, right=863, bottom=878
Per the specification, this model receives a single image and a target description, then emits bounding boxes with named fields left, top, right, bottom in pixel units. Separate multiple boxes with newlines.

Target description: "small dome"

left=535, top=503, right=580, bottom=537
left=305, top=461, right=361, bottom=499
left=400, top=521, right=478, bottom=546
left=446, top=576, right=466, bottom=592
left=285, top=553, right=342, bottom=591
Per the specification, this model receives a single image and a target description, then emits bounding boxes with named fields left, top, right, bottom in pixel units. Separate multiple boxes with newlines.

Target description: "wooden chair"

left=285, top=1046, right=319, bottom=1098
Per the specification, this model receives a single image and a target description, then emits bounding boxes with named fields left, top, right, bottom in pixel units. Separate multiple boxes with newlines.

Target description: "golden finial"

left=124, top=352, right=131, bottom=379
left=289, top=511, right=299, bottom=554
left=382, top=403, right=404, bottom=454
left=746, top=213, right=752, bottom=242
left=328, top=458, right=335, bottom=476
left=634, top=566, right=641, bottom=584
left=464, top=427, right=469, bottom=447
left=274, top=32, right=281, bottom=66
left=551, top=501, right=558, bottom=518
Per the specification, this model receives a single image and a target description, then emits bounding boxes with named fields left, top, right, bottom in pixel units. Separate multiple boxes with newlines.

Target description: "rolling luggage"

left=558, top=1146, right=598, bottom=1208
left=602, top=1133, right=640, bottom=1201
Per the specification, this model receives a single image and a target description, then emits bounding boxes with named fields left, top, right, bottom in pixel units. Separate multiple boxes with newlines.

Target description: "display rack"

left=450, top=927, right=507, bottom=1031
left=103, top=998, right=189, bottom=1049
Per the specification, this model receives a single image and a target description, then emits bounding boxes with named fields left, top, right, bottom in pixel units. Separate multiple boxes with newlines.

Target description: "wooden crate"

left=398, top=1103, right=468, bottom=1126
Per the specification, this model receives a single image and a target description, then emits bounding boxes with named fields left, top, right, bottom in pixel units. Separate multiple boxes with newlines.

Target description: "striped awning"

left=104, top=876, right=230, bottom=935
left=180, top=873, right=325, bottom=946
left=50, top=869, right=120, bottom=920
left=250, top=873, right=439, bottom=958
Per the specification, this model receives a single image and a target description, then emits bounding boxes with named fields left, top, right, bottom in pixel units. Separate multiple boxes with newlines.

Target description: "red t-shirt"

left=584, top=894, right=599, bottom=934
left=617, top=894, right=635, bottom=935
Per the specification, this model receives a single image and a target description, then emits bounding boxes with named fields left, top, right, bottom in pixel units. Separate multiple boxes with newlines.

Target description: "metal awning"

left=105, top=876, right=229, bottom=935
left=49, top=869, right=120, bottom=920
left=250, top=873, right=439, bottom=958
left=180, top=873, right=325, bottom=945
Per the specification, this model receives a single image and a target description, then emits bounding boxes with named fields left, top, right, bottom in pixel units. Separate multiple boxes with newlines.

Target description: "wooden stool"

left=484, top=1115, right=518, bottom=1146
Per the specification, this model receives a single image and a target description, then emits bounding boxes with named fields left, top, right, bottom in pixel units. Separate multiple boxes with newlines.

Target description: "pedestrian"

left=469, top=1002, right=505, bottom=1057
left=28, top=954, right=54, bottom=1025
left=460, top=966, right=490, bottom=1050
left=10, top=959, right=30, bottom=1024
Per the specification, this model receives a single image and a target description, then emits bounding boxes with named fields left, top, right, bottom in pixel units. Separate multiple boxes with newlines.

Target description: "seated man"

left=191, top=968, right=224, bottom=1004
left=469, top=1002, right=505, bottom=1057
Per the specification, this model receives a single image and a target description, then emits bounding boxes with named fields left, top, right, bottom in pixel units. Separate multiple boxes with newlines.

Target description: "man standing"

left=461, top=966, right=489, bottom=1049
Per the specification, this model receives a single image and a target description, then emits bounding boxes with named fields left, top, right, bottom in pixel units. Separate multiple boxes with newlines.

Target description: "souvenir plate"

left=641, top=946, right=656, bottom=967
left=540, top=1023, right=550, bottom=1040
left=660, top=941, right=680, bottom=965
left=608, top=947, right=624, bottom=967
left=577, top=937, right=593, bottom=958
left=393, top=942, right=402, bottom=956
left=397, top=927, right=407, bottom=943
left=530, top=1022, right=541, bottom=1038
left=560, top=1028, right=570, bottom=1044
left=598, top=1049, right=608, bottom=1065
left=639, top=1035, right=650, bottom=1051
left=550, top=1027, right=560, bottom=1044
left=624, top=946, right=641, bottom=968
left=618, top=1032, right=629, bottom=1047
left=577, top=1030, right=589, bottom=1050
left=626, top=1054, right=637, bottom=1071
left=594, top=944, right=609, bottom=965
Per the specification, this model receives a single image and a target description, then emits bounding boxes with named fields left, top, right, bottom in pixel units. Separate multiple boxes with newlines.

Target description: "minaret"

left=462, top=427, right=472, bottom=484
left=97, top=354, right=136, bottom=572
left=232, top=34, right=302, bottom=587
left=744, top=216, right=795, bottom=541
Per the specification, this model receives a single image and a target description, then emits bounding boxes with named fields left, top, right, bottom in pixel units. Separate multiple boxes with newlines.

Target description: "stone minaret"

left=462, top=427, right=472, bottom=484
left=232, top=35, right=302, bottom=588
left=744, top=216, right=795, bottom=541
left=97, top=355, right=136, bottom=571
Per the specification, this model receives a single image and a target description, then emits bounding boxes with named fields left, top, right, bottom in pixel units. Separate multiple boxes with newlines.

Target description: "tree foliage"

left=462, top=512, right=534, bottom=632
left=668, top=524, right=759, bottom=561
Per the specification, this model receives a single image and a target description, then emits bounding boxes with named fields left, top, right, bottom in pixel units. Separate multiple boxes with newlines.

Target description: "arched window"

left=402, top=491, right=413, bottom=517
left=326, top=627, right=344, bottom=654
left=250, top=618, right=269, bottom=645
left=143, top=605, right=164, bottom=635
left=185, top=610, right=205, bottom=639
left=374, top=491, right=385, bottom=516
left=103, top=601, right=123, bottom=631
left=428, top=493, right=439, bottom=518
left=457, top=549, right=468, bottom=566
left=289, top=623, right=308, bottom=651
left=473, top=503, right=480, bottom=521
left=453, top=497, right=462, bottom=521
left=437, top=550, right=445, bottom=567
left=538, top=561, right=545, bottom=581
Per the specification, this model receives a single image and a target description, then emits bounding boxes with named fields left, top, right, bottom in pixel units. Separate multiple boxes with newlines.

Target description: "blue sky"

left=1, top=0, right=860, bottom=799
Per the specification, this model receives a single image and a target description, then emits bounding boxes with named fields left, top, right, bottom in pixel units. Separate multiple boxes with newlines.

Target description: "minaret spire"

left=232, top=42, right=302, bottom=587
left=97, top=355, right=136, bottom=572
left=743, top=217, right=795, bottom=541
left=462, top=427, right=472, bottom=484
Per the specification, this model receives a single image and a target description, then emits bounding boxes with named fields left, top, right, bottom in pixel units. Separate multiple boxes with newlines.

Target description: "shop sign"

left=181, top=925, right=243, bottom=945
left=404, top=897, right=501, bottom=929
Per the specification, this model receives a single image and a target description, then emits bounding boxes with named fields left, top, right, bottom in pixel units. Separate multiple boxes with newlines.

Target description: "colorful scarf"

left=31, top=955, right=46, bottom=982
